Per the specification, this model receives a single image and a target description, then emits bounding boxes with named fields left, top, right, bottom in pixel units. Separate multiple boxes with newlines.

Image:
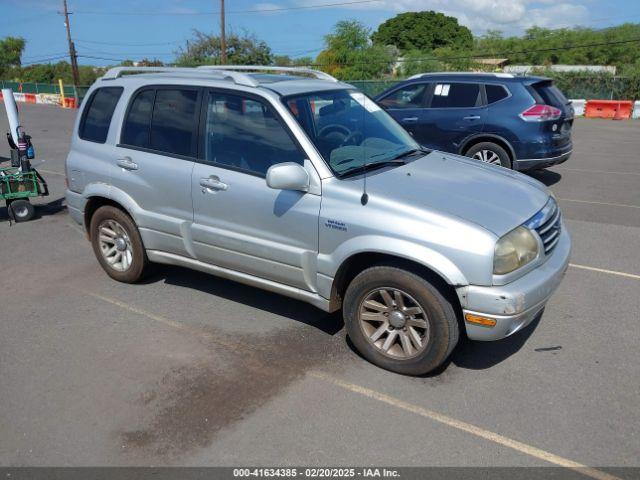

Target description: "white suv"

left=66, top=66, right=570, bottom=375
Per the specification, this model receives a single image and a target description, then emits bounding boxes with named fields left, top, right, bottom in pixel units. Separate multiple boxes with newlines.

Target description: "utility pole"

left=220, top=0, right=227, bottom=64
left=61, top=0, right=80, bottom=87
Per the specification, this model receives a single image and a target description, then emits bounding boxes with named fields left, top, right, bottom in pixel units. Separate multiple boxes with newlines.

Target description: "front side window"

left=378, top=83, right=428, bottom=109
left=204, top=91, right=305, bottom=176
left=79, top=87, right=123, bottom=143
left=285, top=90, right=420, bottom=177
left=430, top=83, right=481, bottom=108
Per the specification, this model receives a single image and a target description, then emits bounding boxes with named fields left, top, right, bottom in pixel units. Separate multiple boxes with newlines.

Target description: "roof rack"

left=197, top=65, right=339, bottom=82
left=407, top=72, right=514, bottom=80
left=101, top=66, right=259, bottom=87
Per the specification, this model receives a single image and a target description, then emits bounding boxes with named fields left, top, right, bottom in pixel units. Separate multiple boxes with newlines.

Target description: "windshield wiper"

left=339, top=159, right=406, bottom=178
left=392, top=147, right=430, bottom=160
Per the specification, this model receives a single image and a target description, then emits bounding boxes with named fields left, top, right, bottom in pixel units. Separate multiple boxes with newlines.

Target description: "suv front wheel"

left=343, top=266, right=459, bottom=375
left=89, top=206, right=148, bottom=283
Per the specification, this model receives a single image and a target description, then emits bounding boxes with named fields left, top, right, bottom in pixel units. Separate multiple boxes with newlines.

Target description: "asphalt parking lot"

left=0, top=103, right=638, bottom=475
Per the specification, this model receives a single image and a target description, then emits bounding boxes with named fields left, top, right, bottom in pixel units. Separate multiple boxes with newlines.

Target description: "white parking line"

left=555, top=167, right=640, bottom=176
left=569, top=263, right=640, bottom=280
left=558, top=198, right=640, bottom=209
left=38, top=168, right=65, bottom=177
left=311, top=372, right=621, bottom=480
left=87, top=290, right=621, bottom=480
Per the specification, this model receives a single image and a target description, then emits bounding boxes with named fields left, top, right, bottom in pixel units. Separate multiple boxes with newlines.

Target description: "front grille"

left=527, top=199, right=562, bottom=255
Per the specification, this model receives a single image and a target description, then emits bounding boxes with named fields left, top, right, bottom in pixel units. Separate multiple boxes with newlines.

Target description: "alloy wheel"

left=358, top=288, right=430, bottom=359
left=97, top=219, right=133, bottom=272
left=472, top=149, right=502, bottom=165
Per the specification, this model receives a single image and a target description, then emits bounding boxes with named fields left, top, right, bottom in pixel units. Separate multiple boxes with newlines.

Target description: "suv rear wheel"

left=465, top=142, right=511, bottom=169
left=89, top=206, right=148, bottom=283
left=343, top=266, right=459, bottom=375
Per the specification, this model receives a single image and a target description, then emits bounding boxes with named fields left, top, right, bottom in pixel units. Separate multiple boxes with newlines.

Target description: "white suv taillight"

left=519, top=104, right=562, bottom=122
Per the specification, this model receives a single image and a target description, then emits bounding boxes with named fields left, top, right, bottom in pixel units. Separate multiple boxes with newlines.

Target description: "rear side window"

left=430, top=83, right=481, bottom=108
left=530, top=82, right=568, bottom=107
left=150, top=89, right=198, bottom=157
left=121, top=87, right=199, bottom=157
left=485, top=84, right=509, bottom=104
left=79, top=87, right=123, bottom=143
left=122, top=89, right=154, bottom=148
left=378, top=83, right=428, bottom=109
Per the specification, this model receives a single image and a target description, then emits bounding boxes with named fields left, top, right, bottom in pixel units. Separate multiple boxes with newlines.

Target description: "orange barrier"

left=584, top=99, right=633, bottom=120
left=62, top=97, right=77, bottom=109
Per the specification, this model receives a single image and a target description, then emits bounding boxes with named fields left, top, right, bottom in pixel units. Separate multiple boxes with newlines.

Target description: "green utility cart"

left=0, top=166, right=49, bottom=222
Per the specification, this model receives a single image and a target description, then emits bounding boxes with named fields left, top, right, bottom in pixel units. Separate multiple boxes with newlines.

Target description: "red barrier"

left=25, top=93, right=37, bottom=104
left=584, top=100, right=633, bottom=120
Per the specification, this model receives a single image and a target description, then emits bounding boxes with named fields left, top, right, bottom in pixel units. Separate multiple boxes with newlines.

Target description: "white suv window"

left=204, top=91, right=305, bottom=177
left=121, top=87, right=199, bottom=157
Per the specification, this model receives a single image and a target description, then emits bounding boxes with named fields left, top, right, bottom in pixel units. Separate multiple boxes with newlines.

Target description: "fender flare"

left=320, top=235, right=470, bottom=289
left=83, top=183, right=143, bottom=223
left=458, top=133, right=517, bottom=161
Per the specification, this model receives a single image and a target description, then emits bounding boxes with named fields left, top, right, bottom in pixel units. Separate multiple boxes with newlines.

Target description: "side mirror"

left=266, top=162, right=310, bottom=192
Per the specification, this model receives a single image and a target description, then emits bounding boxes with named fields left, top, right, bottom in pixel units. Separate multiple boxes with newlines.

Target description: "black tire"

left=89, top=205, right=148, bottom=283
left=9, top=199, right=35, bottom=222
left=465, top=142, right=512, bottom=169
left=343, top=266, right=459, bottom=376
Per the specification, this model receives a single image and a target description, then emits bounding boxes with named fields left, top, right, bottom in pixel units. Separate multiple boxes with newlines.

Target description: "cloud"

left=299, top=0, right=591, bottom=34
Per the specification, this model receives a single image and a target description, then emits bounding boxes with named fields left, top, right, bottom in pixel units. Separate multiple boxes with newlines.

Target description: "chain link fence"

left=2, top=75, right=640, bottom=104
left=0, top=80, right=78, bottom=97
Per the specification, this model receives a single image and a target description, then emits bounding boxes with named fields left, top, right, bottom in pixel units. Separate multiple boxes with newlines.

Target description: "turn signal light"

left=465, top=313, right=497, bottom=327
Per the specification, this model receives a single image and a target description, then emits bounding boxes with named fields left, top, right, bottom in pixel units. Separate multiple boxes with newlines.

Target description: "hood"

left=363, top=151, right=550, bottom=237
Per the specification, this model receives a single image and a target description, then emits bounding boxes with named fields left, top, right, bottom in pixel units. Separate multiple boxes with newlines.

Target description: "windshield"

left=284, top=90, right=420, bottom=176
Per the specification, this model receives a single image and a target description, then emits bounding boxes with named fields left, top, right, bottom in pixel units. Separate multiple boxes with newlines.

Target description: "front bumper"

left=457, top=227, right=571, bottom=341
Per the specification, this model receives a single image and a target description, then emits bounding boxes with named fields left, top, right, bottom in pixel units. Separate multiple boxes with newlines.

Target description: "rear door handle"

left=463, top=115, right=481, bottom=120
left=401, top=117, right=419, bottom=123
left=116, top=156, right=138, bottom=171
left=200, top=176, right=228, bottom=192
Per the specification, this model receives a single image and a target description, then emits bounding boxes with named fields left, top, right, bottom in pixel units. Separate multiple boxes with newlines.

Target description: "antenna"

left=360, top=72, right=368, bottom=206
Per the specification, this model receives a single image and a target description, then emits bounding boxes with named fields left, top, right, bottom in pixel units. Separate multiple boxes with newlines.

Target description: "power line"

left=22, top=51, right=70, bottom=61
left=73, top=0, right=382, bottom=16
left=22, top=55, right=70, bottom=66
left=75, top=39, right=182, bottom=46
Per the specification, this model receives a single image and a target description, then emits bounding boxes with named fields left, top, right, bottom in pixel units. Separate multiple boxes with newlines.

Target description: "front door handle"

left=116, top=156, right=138, bottom=171
left=463, top=115, right=481, bottom=120
left=200, top=176, right=228, bottom=192
left=401, top=116, right=419, bottom=124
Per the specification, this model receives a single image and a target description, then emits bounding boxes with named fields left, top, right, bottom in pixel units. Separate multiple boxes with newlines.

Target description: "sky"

left=2, top=0, right=640, bottom=67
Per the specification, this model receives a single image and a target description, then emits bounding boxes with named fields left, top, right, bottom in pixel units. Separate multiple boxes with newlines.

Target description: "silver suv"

left=66, top=66, right=571, bottom=375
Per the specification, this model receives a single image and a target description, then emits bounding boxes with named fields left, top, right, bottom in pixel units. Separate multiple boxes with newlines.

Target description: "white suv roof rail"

left=407, top=72, right=514, bottom=80
left=101, top=66, right=259, bottom=87
left=197, top=65, right=339, bottom=82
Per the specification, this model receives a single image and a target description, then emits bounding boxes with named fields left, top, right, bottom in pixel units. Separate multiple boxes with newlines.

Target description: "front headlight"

left=494, top=226, right=539, bottom=275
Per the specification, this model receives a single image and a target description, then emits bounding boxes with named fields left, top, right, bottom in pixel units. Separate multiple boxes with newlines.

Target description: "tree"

left=372, top=12, right=473, bottom=53
left=137, top=58, right=164, bottom=67
left=0, top=36, right=26, bottom=77
left=315, top=20, right=396, bottom=80
left=175, top=29, right=272, bottom=66
left=18, top=61, right=103, bottom=85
